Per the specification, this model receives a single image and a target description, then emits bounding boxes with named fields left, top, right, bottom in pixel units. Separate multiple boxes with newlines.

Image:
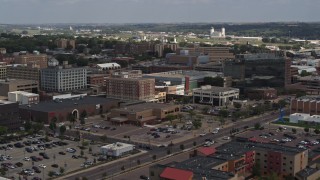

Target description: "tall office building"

left=40, top=62, right=87, bottom=92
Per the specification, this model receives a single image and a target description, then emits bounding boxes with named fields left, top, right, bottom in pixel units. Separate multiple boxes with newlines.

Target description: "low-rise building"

left=14, top=53, right=48, bottom=68
left=290, top=96, right=320, bottom=115
left=96, top=63, right=121, bottom=72
left=193, top=85, right=239, bottom=106
left=108, top=103, right=180, bottom=126
left=0, top=62, right=6, bottom=79
left=245, top=87, right=277, bottom=100
left=289, top=113, right=320, bottom=124
left=87, top=74, right=105, bottom=87
left=19, top=96, right=119, bottom=123
left=100, top=142, right=135, bottom=157
left=7, top=64, right=41, bottom=82
left=0, top=79, right=39, bottom=96
left=8, top=91, right=39, bottom=105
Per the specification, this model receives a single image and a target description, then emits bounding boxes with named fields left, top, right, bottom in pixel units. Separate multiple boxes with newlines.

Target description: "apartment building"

left=7, top=64, right=40, bottom=81
left=154, top=43, right=178, bottom=57
left=105, top=78, right=155, bottom=101
left=0, top=62, right=6, bottom=79
left=0, top=79, right=39, bottom=96
left=40, top=64, right=87, bottom=92
left=55, top=39, right=76, bottom=49
left=14, top=54, right=48, bottom=68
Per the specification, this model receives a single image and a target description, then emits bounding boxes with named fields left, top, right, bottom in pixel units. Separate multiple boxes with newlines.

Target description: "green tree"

left=81, top=110, right=87, bottom=118
left=300, top=70, right=312, bottom=77
left=192, top=120, right=202, bottom=129
left=254, top=123, right=261, bottom=130
left=152, top=155, right=157, bottom=160
left=165, top=114, right=176, bottom=125
left=304, top=127, right=309, bottom=133
left=292, top=128, right=297, bottom=134
left=24, top=121, right=32, bottom=132
left=314, top=129, right=320, bottom=134
left=59, top=125, right=66, bottom=136
left=218, top=116, right=225, bottom=126
left=67, top=113, right=76, bottom=124
left=233, top=102, right=242, bottom=109
left=59, top=167, right=65, bottom=174
left=100, top=135, right=107, bottom=143
left=48, top=171, right=55, bottom=177
left=177, top=113, right=184, bottom=123
left=162, top=48, right=174, bottom=57
left=80, top=150, right=84, bottom=157
left=89, top=147, right=92, bottom=154
left=193, top=141, right=197, bottom=146
left=252, top=162, right=261, bottom=177
left=33, top=122, right=44, bottom=133
left=80, top=117, right=85, bottom=125
left=180, top=144, right=185, bottom=150
left=219, top=110, right=229, bottom=118
left=0, top=126, right=8, bottom=136
left=167, top=149, right=171, bottom=155
left=137, top=159, right=141, bottom=165
left=188, top=110, right=196, bottom=121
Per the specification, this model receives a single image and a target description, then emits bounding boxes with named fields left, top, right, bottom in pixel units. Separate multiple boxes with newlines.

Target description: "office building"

left=154, top=43, right=178, bottom=57
left=290, top=96, right=320, bottom=115
left=0, top=100, right=21, bottom=130
left=108, top=103, right=180, bottom=126
left=40, top=62, right=87, bottom=92
left=0, top=79, right=38, bottom=96
left=14, top=54, right=48, bottom=68
left=143, top=70, right=223, bottom=94
left=8, top=91, right=39, bottom=105
left=193, top=85, right=240, bottom=106
left=105, top=78, right=155, bottom=101
left=245, top=88, right=277, bottom=100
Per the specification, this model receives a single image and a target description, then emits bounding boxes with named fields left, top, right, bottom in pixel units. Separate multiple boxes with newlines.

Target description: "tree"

left=152, top=155, right=157, bottom=160
left=67, top=113, right=76, bottom=124
left=304, top=127, right=309, bottom=133
left=177, top=113, right=184, bottom=123
left=167, top=149, right=171, bottom=155
left=59, top=125, right=66, bottom=136
left=296, top=91, right=306, bottom=98
left=100, top=135, right=107, bottom=143
left=121, top=165, right=125, bottom=171
left=188, top=110, right=196, bottom=121
left=193, top=141, right=197, bottom=146
left=33, top=123, right=44, bottom=133
left=165, top=114, right=176, bottom=125
left=102, top=172, right=107, bottom=178
left=192, top=120, right=202, bottom=129
left=24, top=121, right=32, bottom=132
left=300, top=70, right=312, bottom=77
left=314, top=129, right=320, bottom=134
left=0, top=126, right=8, bottom=136
left=292, top=128, right=297, bottom=134
left=89, top=147, right=92, bottom=154
left=180, top=144, right=185, bottom=150
left=217, top=117, right=225, bottom=126
left=233, top=102, right=242, bottom=109
left=254, top=123, right=261, bottom=130
left=49, top=121, right=57, bottom=132
left=82, top=177, right=88, bottom=180
left=162, top=48, right=174, bottom=57
left=48, top=171, right=55, bottom=177
left=219, top=110, right=229, bottom=118
left=59, top=167, right=65, bottom=174
left=80, top=150, right=84, bottom=157
left=137, top=159, right=141, bottom=165
left=81, top=110, right=87, bottom=118
left=80, top=117, right=85, bottom=125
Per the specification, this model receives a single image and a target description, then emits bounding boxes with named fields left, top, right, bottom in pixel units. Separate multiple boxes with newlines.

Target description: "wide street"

left=59, top=111, right=280, bottom=180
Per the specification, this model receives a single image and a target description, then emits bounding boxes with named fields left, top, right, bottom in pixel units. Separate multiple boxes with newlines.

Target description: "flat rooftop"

left=0, top=79, right=38, bottom=85
left=19, top=96, right=118, bottom=112
left=117, top=103, right=178, bottom=112
left=193, top=86, right=239, bottom=93
left=144, top=70, right=221, bottom=78
left=0, top=100, right=15, bottom=105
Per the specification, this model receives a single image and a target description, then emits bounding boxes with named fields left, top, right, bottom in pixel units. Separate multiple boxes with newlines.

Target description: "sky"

left=0, top=0, right=318, bottom=24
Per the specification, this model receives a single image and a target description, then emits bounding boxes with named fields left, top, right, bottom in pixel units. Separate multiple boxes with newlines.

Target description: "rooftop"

left=193, top=86, right=239, bottom=93
left=160, top=167, right=193, bottom=180
left=19, top=96, right=118, bottom=112
left=116, top=103, right=178, bottom=112
left=97, top=63, right=121, bottom=68
left=296, top=167, right=320, bottom=178
left=144, top=70, right=222, bottom=79
left=0, top=79, right=38, bottom=85
left=101, top=142, right=134, bottom=150
left=0, top=100, right=15, bottom=105
left=8, top=91, right=38, bottom=97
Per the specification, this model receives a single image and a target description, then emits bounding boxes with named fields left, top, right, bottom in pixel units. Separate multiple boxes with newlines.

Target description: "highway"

left=61, top=112, right=279, bottom=180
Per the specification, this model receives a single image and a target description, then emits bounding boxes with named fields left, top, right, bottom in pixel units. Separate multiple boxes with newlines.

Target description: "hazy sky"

left=0, top=0, right=318, bottom=24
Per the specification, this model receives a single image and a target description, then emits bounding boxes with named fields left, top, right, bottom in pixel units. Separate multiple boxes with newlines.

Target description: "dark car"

left=58, top=151, right=66, bottom=155
left=140, top=175, right=150, bottom=180
left=14, top=143, right=24, bottom=148
left=15, top=162, right=23, bottom=167
left=32, top=166, right=41, bottom=173
left=72, top=155, right=78, bottom=159
left=25, top=147, right=33, bottom=153
left=51, top=164, right=59, bottom=168
left=30, top=156, right=38, bottom=162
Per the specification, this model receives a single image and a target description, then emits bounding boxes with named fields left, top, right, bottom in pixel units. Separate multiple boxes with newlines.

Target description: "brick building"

left=7, top=64, right=41, bottom=82
left=19, top=96, right=119, bottom=123
left=55, top=39, right=76, bottom=49
left=108, top=103, right=180, bottom=126
left=290, top=96, right=320, bottom=115
left=14, top=54, right=48, bottom=68
left=0, top=62, right=6, bottom=79
left=105, top=78, right=155, bottom=101
left=245, top=88, right=277, bottom=100
left=87, top=74, right=105, bottom=86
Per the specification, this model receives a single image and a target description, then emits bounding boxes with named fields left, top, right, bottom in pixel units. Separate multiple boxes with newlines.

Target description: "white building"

left=289, top=113, right=320, bottom=124
left=193, top=85, right=239, bottom=106
left=100, top=142, right=135, bottom=157
left=210, top=27, right=226, bottom=38
left=8, top=91, right=39, bottom=105
left=96, top=63, right=121, bottom=71
left=40, top=65, right=87, bottom=92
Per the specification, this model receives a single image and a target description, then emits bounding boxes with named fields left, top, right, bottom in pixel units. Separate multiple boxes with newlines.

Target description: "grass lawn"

left=272, top=118, right=320, bottom=129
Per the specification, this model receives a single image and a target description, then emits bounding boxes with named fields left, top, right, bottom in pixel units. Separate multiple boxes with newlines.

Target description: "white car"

left=38, top=164, right=46, bottom=169
left=199, top=133, right=206, bottom=137
left=223, top=136, right=230, bottom=140
left=24, top=157, right=31, bottom=161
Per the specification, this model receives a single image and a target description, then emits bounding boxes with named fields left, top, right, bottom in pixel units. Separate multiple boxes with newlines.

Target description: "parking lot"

left=237, top=123, right=320, bottom=150
left=0, top=134, right=104, bottom=180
